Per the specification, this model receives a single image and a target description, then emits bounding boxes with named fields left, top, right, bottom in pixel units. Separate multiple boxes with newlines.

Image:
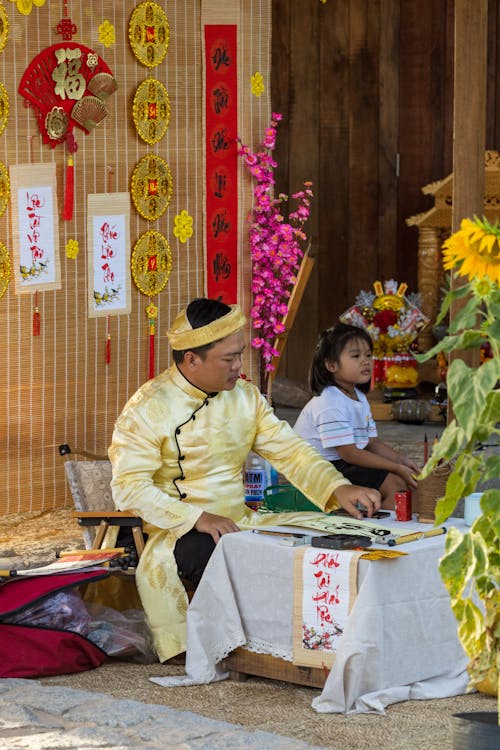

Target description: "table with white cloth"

left=151, top=515, right=469, bottom=714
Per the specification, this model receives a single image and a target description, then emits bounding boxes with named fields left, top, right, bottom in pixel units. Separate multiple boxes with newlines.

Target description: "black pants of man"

left=173, top=528, right=216, bottom=587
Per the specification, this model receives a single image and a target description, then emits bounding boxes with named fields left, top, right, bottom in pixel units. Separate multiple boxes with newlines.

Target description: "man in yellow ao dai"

left=109, top=299, right=381, bottom=662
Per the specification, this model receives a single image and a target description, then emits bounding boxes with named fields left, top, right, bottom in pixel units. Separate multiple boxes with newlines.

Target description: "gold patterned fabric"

left=109, top=365, right=350, bottom=661
left=167, top=304, right=246, bottom=351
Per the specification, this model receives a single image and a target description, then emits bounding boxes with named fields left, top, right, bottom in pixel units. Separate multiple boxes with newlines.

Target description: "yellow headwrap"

left=167, top=304, right=247, bottom=351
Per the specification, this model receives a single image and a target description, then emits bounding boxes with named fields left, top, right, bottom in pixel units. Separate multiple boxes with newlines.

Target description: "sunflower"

left=442, top=217, right=500, bottom=285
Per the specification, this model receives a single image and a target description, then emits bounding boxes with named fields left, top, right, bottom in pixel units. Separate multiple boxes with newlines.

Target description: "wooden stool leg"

left=93, top=520, right=109, bottom=549
left=132, top=526, right=145, bottom=557
left=102, top=525, right=120, bottom=550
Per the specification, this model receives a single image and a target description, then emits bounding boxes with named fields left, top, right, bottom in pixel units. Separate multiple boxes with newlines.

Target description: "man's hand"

left=332, top=485, right=382, bottom=519
left=195, top=511, right=240, bottom=543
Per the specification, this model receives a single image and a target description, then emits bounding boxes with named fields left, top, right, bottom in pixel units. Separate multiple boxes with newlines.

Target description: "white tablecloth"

left=151, top=516, right=469, bottom=714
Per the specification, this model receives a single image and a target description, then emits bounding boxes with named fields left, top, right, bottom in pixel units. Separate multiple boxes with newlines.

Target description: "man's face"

left=181, top=330, right=245, bottom=393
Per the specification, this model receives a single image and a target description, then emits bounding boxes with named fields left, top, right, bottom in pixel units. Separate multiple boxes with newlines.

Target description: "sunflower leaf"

left=447, top=358, right=499, bottom=439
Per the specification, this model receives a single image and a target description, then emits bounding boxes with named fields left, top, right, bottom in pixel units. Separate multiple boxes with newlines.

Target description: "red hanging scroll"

left=204, top=25, right=238, bottom=304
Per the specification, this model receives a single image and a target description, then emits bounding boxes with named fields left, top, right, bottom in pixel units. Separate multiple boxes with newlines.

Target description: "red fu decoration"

left=19, top=43, right=117, bottom=221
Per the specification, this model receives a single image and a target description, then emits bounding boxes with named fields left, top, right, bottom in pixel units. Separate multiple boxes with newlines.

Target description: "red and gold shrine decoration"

left=0, top=240, right=10, bottom=300
left=128, top=1, right=169, bottom=69
left=131, top=229, right=172, bottom=379
left=130, top=154, right=173, bottom=221
left=204, top=25, right=238, bottom=303
left=340, top=279, right=429, bottom=388
left=132, top=77, right=170, bottom=145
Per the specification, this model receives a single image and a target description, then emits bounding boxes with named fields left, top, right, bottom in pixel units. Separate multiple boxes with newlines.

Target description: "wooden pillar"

left=448, top=0, right=487, bottom=420
left=417, top=226, right=442, bottom=351
left=452, top=0, right=487, bottom=232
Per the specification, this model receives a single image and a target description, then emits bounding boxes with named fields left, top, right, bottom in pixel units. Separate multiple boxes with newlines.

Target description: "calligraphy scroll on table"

left=87, top=193, right=131, bottom=318
left=204, top=24, right=238, bottom=303
left=292, top=547, right=362, bottom=669
left=9, top=163, right=61, bottom=294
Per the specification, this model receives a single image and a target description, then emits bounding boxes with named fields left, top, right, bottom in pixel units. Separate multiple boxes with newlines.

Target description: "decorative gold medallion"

left=0, top=3, right=8, bottom=55
left=0, top=82, right=9, bottom=135
left=131, top=154, right=173, bottom=221
left=132, top=78, right=170, bottom=145
left=0, top=160, right=9, bottom=217
left=0, top=240, right=10, bottom=299
left=131, top=229, right=172, bottom=296
left=128, top=1, right=169, bottom=68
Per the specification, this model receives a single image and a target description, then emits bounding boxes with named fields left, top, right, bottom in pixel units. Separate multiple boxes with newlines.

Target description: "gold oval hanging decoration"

left=0, top=83, right=9, bottom=136
left=131, top=229, right=172, bottom=296
left=0, top=240, right=10, bottom=299
left=0, top=160, right=10, bottom=217
left=128, top=1, right=169, bottom=68
left=0, top=4, right=8, bottom=55
left=131, top=153, right=173, bottom=221
left=132, top=78, right=170, bottom=145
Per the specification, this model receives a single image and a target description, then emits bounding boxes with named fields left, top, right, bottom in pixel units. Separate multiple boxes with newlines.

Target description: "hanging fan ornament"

left=18, top=33, right=118, bottom=220
left=131, top=229, right=172, bottom=379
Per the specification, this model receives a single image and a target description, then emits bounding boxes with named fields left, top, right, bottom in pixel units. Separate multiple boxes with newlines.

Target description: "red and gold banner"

left=204, top=24, right=238, bottom=303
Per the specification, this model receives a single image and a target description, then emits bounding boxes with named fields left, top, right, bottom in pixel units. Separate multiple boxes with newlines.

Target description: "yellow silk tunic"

left=109, top=365, right=350, bottom=661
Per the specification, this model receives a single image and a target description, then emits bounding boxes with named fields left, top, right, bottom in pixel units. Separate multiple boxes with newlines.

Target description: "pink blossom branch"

left=238, top=113, right=314, bottom=393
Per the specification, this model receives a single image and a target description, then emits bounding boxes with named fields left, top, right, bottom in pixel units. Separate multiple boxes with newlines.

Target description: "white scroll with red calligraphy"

left=87, top=192, right=131, bottom=318
left=9, top=163, right=61, bottom=294
left=292, top=546, right=362, bottom=669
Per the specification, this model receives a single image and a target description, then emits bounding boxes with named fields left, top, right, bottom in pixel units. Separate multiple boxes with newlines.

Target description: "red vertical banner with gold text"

left=204, top=25, right=238, bottom=303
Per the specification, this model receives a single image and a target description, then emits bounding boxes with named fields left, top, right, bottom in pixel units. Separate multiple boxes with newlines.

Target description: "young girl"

left=294, top=323, right=419, bottom=508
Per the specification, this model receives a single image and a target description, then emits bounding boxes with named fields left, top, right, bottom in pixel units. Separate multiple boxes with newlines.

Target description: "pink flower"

left=237, top=115, right=313, bottom=392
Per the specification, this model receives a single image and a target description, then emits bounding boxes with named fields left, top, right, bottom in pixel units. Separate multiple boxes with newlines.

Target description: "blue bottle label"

left=244, top=469, right=266, bottom=500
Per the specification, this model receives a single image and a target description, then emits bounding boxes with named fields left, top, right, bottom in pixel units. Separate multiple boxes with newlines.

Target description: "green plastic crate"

left=262, top=484, right=320, bottom=513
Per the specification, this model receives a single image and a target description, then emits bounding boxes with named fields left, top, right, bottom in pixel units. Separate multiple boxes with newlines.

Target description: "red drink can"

left=394, top=490, right=412, bottom=521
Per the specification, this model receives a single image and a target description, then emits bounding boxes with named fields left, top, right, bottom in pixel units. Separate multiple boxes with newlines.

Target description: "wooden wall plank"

left=396, top=0, right=449, bottom=285
left=317, top=0, right=350, bottom=330
left=347, top=0, right=380, bottom=301
left=378, top=0, right=400, bottom=279
left=277, top=0, right=320, bottom=380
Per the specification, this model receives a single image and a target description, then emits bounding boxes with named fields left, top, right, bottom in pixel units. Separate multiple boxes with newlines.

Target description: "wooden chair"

left=59, top=445, right=195, bottom=596
left=59, top=444, right=145, bottom=567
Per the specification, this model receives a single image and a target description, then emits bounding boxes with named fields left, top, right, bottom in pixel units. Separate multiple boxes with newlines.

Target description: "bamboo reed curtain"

left=0, top=0, right=271, bottom=514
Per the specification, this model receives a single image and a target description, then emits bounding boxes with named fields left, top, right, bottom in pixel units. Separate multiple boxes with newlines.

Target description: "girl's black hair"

left=308, top=322, right=374, bottom=396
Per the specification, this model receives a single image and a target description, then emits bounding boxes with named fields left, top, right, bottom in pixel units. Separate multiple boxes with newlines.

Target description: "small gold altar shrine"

left=406, top=150, right=500, bottom=350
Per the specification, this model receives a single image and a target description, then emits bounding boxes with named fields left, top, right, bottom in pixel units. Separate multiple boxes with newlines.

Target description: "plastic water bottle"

left=244, top=452, right=267, bottom=504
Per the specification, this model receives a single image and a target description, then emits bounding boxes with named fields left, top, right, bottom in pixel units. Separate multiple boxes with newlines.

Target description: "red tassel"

left=149, top=330, right=155, bottom=380
left=62, top=154, right=74, bottom=221
left=33, top=292, right=40, bottom=336
left=105, top=316, right=111, bottom=364
left=145, top=302, right=158, bottom=380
